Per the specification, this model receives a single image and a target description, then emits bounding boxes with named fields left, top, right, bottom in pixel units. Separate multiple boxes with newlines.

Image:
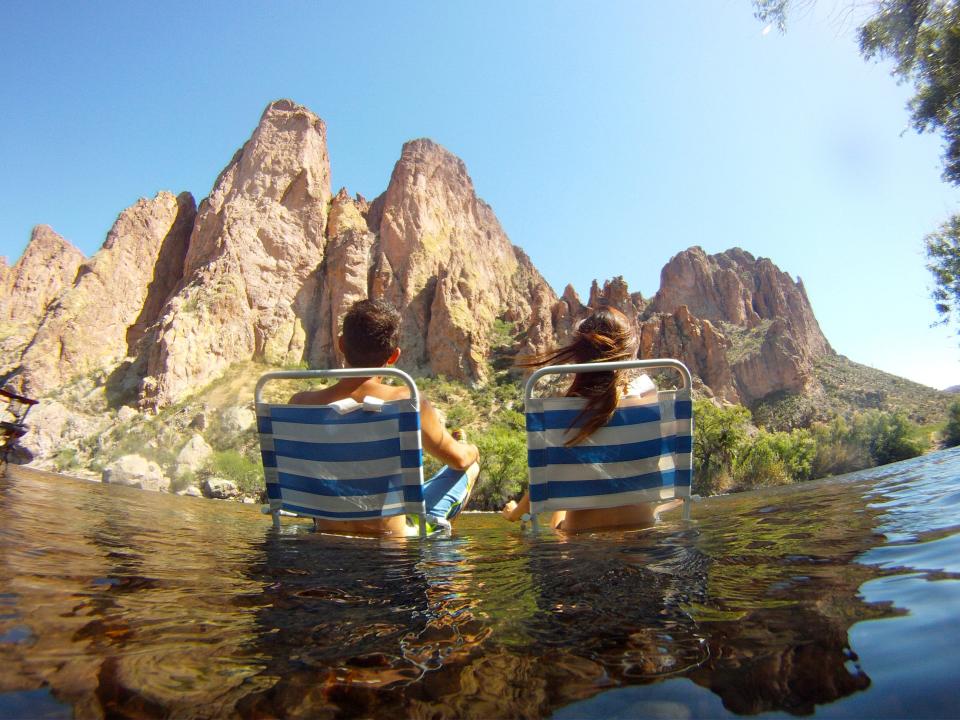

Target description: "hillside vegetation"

left=751, top=354, right=950, bottom=430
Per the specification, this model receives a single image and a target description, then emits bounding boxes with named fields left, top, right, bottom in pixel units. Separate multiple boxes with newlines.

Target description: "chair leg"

left=682, top=497, right=691, bottom=521
left=272, top=510, right=281, bottom=530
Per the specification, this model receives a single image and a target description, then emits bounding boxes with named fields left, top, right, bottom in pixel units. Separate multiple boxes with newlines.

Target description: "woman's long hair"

left=517, top=306, right=636, bottom=445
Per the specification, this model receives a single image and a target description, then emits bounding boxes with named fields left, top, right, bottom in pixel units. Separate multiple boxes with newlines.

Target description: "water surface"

left=1, top=449, right=958, bottom=718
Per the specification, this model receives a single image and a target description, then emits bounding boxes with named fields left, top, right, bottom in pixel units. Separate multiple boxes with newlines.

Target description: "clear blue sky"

left=2, top=1, right=958, bottom=388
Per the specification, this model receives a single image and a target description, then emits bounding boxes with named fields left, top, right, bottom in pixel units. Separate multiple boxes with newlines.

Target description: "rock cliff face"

left=3, top=99, right=840, bottom=414
left=0, top=226, right=85, bottom=377
left=542, top=248, right=833, bottom=406
left=14, top=192, right=196, bottom=394
left=644, top=247, right=831, bottom=403
left=361, top=138, right=555, bottom=379
left=649, top=247, right=830, bottom=360
left=138, top=99, right=332, bottom=407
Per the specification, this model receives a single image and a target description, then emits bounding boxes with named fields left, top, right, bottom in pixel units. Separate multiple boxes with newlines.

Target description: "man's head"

left=340, top=299, right=402, bottom=367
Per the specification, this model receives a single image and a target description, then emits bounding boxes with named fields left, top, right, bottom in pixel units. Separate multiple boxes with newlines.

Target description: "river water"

left=1, top=449, right=958, bottom=719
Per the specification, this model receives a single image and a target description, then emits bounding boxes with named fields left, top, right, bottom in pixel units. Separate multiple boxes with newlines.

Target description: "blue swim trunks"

left=423, top=465, right=475, bottom=520
left=405, top=465, right=476, bottom=534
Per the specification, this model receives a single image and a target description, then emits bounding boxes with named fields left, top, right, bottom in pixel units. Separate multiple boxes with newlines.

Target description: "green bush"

left=205, top=450, right=262, bottom=494
left=809, top=416, right=872, bottom=478
left=855, top=410, right=928, bottom=465
left=472, top=424, right=528, bottom=510
left=693, top=400, right=750, bottom=496
left=733, top=445, right=789, bottom=491
left=945, top=400, right=960, bottom=447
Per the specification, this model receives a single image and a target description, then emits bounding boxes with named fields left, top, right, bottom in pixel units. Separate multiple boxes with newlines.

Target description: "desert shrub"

left=54, top=447, right=80, bottom=472
left=693, top=400, right=751, bottom=496
left=732, top=437, right=790, bottom=491
left=472, top=424, right=528, bottom=510
left=809, top=416, right=873, bottom=478
left=763, top=428, right=816, bottom=481
left=854, top=410, right=928, bottom=465
left=205, top=450, right=262, bottom=494
left=945, top=400, right=960, bottom=447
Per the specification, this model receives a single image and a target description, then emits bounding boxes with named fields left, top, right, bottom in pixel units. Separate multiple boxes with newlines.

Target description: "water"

left=1, top=450, right=958, bottom=719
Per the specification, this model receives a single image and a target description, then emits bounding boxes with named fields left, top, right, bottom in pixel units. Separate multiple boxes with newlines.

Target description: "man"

left=291, top=299, right=480, bottom=535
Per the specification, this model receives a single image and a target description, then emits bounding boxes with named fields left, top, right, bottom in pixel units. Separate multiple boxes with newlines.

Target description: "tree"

left=755, top=0, right=960, bottom=334
left=945, top=398, right=960, bottom=445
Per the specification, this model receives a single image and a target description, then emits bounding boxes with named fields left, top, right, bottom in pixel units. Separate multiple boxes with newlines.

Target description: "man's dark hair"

left=341, top=299, right=402, bottom=367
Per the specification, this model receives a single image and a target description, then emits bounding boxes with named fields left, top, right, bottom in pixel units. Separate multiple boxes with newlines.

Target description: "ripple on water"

left=1, top=453, right=959, bottom=718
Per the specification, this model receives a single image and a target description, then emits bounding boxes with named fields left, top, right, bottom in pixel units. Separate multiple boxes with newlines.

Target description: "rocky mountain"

left=0, top=98, right=944, bottom=429
left=16, top=192, right=196, bottom=394
left=0, top=226, right=85, bottom=377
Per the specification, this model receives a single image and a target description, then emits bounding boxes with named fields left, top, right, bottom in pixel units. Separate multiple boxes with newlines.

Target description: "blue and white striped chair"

left=524, top=359, right=694, bottom=533
left=255, top=368, right=429, bottom=537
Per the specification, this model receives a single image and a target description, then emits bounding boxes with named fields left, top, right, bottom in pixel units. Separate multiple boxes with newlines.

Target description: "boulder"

left=116, top=406, right=138, bottom=423
left=174, top=434, right=213, bottom=476
left=221, top=406, right=256, bottom=434
left=102, top=455, right=171, bottom=492
left=19, top=401, right=109, bottom=463
left=202, top=477, right=240, bottom=499
left=176, top=485, right=203, bottom=498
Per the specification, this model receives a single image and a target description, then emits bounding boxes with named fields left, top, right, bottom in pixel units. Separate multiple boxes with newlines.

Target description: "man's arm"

left=419, top=398, right=479, bottom=470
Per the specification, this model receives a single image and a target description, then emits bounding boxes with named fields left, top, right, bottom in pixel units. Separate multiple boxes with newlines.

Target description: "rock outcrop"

left=0, top=226, right=84, bottom=376
left=322, top=138, right=557, bottom=380
left=639, top=305, right=738, bottom=400
left=14, top=192, right=196, bottom=395
left=637, top=247, right=832, bottom=403
left=649, top=247, right=831, bottom=362
left=139, top=99, right=332, bottom=408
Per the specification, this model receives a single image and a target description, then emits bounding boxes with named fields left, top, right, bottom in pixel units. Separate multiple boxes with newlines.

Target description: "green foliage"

left=926, top=215, right=960, bottom=330
left=807, top=410, right=928, bottom=478
left=945, top=399, right=960, bottom=446
left=473, top=424, right=528, bottom=510
left=855, top=409, right=929, bottom=465
left=205, top=450, right=262, bottom=494
left=858, top=1, right=960, bottom=184
left=732, top=437, right=790, bottom=491
left=54, top=447, right=80, bottom=472
left=693, top=400, right=750, bottom=495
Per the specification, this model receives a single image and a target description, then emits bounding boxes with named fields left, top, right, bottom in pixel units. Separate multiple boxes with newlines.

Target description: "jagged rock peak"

left=0, top=225, right=84, bottom=326
left=138, top=100, right=332, bottom=408
left=375, top=135, right=557, bottom=378
left=15, top=192, right=197, bottom=396
left=326, top=187, right=370, bottom=238
left=649, top=246, right=831, bottom=361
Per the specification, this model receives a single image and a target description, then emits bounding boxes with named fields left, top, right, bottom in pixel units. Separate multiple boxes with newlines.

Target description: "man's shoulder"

left=289, top=387, right=340, bottom=405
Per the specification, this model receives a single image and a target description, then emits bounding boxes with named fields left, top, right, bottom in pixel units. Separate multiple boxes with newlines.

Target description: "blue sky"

left=2, top=1, right=958, bottom=388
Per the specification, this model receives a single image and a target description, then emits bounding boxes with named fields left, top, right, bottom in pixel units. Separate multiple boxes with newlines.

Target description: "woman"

left=501, top=306, right=682, bottom=532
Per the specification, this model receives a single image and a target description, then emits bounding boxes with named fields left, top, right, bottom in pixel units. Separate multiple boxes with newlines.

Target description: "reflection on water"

left=1, top=449, right=959, bottom=718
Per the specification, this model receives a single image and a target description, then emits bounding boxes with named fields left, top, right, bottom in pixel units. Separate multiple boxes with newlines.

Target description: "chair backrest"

left=255, top=369, right=427, bottom=533
left=524, top=359, right=693, bottom=526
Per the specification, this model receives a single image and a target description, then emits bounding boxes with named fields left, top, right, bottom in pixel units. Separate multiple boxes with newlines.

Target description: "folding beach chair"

left=524, top=359, right=694, bottom=533
left=255, top=368, right=430, bottom=538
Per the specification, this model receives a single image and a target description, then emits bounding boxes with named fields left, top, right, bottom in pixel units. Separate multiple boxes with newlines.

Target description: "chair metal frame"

left=524, top=358, right=694, bottom=533
left=255, top=368, right=429, bottom=537
left=0, top=387, right=39, bottom=472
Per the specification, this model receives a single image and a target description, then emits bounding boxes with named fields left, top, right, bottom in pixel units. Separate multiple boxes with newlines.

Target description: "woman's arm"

left=501, top=492, right=530, bottom=522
